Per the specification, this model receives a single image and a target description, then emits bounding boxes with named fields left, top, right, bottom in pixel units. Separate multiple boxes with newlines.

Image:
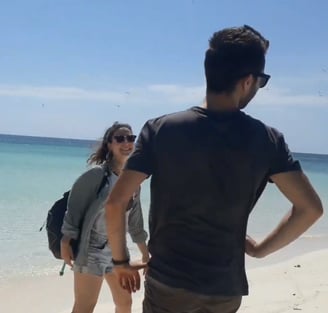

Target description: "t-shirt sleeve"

left=268, top=130, right=302, bottom=177
left=125, top=120, right=154, bottom=176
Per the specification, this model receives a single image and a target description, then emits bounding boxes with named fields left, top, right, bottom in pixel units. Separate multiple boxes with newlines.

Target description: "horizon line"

left=0, top=132, right=327, bottom=157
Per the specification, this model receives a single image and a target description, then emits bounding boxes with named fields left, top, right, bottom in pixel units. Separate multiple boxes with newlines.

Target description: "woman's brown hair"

left=87, top=121, right=132, bottom=165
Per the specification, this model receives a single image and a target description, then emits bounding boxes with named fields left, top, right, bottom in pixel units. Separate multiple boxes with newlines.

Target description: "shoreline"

left=2, top=233, right=326, bottom=282
left=1, top=247, right=327, bottom=313
left=1, top=234, right=327, bottom=279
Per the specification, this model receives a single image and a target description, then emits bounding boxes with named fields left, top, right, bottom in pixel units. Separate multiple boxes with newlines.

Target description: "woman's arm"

left=136, top=241, right=149, bottom=263
left=127, top=188, right=149, bottom=261
left=61, top=167, right=104, bottom=239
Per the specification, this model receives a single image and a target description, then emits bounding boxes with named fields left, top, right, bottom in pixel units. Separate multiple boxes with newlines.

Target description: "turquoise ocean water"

left=0, top=134, right=327, bottom=281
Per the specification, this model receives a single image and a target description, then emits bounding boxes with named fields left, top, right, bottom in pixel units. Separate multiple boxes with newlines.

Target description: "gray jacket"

left=61, top=164, right=148, bottom=266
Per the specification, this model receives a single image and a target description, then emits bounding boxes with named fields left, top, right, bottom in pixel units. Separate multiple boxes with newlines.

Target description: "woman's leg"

left=72, top=271, right=103, bottom=313
left=105, top=273, right=132, bottom=313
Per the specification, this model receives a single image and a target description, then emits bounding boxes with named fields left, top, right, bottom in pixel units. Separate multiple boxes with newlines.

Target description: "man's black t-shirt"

left=126, top=106, right=301, bottom=296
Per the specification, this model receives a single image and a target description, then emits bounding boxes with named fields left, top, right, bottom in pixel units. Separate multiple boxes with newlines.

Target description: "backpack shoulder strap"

left=96, top=167, right=110, bottom=196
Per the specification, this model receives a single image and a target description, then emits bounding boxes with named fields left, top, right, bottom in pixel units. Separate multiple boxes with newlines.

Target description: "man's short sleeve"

left=268, top=130, right=302, bottom=177
left=125, top=120, right=154, bottom=176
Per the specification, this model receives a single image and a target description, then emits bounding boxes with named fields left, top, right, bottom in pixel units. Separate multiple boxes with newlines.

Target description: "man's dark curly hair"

left=204, top=25, right=270, bottom=94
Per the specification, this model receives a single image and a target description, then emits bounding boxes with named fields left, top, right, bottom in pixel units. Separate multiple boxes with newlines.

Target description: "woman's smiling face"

left=108, top=127, right=136, bottom=162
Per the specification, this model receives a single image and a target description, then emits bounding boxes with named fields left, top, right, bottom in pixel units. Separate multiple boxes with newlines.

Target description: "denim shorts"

left=73, top=233, right=113, bottom=277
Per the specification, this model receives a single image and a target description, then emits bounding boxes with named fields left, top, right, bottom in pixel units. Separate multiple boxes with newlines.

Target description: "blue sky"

left=0, top=0, right=327, bottom=153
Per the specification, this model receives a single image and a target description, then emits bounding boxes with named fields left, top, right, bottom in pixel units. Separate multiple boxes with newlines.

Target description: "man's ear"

left=240, top=74, right=254, bottom=92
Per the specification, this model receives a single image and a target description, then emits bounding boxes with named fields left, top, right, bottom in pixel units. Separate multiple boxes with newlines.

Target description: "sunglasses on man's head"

left=254, top=73, right=271, bottom=88
left=112, top=135, right=137, bottom=143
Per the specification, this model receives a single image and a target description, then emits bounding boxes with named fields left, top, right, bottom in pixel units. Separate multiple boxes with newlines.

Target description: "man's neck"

left=204, top=92, right=240, bottom=112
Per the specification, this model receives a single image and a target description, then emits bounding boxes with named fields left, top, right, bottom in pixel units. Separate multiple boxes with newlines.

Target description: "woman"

left=61, top=122, right=148, bottom=313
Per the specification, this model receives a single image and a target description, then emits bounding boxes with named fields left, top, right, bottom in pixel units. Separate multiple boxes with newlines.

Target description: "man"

left=105, top=25, right=323, bottom=313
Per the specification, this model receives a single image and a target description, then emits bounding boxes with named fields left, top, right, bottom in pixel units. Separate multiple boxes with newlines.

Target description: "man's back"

left=126, top=106, right=300, bottom=295
left=105, top=25, right=322, bottom=313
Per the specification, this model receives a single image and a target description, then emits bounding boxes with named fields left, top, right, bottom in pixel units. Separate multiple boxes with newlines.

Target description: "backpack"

left=41, top=169, right=109, bottom=260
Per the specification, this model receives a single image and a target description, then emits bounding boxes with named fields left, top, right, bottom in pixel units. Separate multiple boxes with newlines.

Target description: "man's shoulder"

left=243, top=113, right=284, bottom=141
left=149, top=108, right=195, bottom=123
left=144, top=108, right=196, bottom=131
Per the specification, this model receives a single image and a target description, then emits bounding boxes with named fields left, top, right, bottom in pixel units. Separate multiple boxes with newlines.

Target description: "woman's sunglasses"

left=111, top=135, right=137, bottom=143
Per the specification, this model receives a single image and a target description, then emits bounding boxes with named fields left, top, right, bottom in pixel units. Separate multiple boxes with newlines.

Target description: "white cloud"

left=253, top=86, right=328, bottom=107
left=1, top=83, right=327, bottom=153
left=0, top=83, right=327, bottom=108
left=0, top=84, right=204, bottom=107
left=0, top=85, right=125, bottom=102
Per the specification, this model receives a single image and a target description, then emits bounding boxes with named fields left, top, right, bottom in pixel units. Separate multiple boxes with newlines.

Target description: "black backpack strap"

left=96, top=167, right=110, bottom=196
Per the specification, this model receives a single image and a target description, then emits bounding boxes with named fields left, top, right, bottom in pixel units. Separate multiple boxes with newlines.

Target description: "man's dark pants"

left=143, top=275, right=242, bottom=313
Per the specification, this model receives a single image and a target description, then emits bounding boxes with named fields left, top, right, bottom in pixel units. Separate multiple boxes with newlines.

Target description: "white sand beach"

left=242, top=249, right=328, bottom=312
left=1, top=249, right=327, bottom=313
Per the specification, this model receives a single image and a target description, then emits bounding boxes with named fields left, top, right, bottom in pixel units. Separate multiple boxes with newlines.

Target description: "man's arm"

left=246, top=171, right=323, bottom=258
left=105, top=169, right=148, bottom=261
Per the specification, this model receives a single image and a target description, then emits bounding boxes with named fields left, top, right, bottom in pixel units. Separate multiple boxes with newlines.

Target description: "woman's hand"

left=141, top=252, right=150, bottom=275
left=136, top=241, right=150, bottom=275
left=60, top=236, right=74, bottom=267
left=142, top=252, right=150, bottom=264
